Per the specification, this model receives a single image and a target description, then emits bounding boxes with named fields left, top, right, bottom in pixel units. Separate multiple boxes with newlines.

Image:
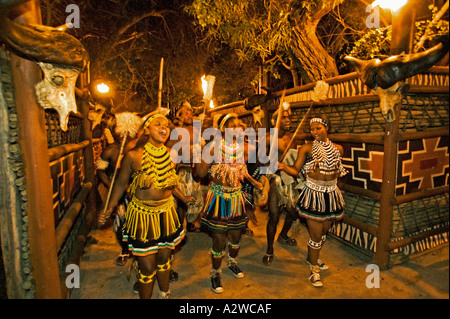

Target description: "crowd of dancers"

left=96, top=101, right=347, bottom=298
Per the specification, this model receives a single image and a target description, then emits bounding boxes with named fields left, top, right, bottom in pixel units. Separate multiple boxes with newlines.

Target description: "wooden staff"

left=279, top=80, right=329, bottom=162
left=101, top=130, right=128, bottom=218
left=268, top=90, right=286, bottom=160
left=279, top=103, right=314, bottom=162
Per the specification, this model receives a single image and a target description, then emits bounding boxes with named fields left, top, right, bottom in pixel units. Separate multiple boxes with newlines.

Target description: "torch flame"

left=201, top=74, right=215, bottom=101
left=371, top=0, right=407, bottom=11
left=209, top=100, right=215, bottom=109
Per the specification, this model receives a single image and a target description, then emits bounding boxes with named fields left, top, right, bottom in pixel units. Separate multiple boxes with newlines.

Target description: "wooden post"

left=375, top=108, right=400, bottom=270
left=375, top=2, right=415, bottom=270
left=9, top=0, right=62, bottom=298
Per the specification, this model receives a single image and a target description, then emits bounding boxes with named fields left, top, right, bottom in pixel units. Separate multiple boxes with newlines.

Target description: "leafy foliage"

left=187, top=0, right=374, bottom=85
left=347, top=27, right=392, bottom=60
left=187, top=0, right=295, bottom=62
left=347, top=5, right=449, bottom=60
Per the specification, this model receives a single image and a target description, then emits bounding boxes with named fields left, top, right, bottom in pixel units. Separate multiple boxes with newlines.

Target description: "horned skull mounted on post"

left=345, top=34, right=449, bottom=123
left=0, top=3, right=89, bottom=131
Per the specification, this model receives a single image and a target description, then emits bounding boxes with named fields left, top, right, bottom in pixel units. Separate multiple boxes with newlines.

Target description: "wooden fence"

left=0, top=46, right=100, bottom=298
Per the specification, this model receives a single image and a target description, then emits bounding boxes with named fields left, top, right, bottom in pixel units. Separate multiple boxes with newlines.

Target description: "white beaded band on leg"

left=308, top=238, right=322, bottom=250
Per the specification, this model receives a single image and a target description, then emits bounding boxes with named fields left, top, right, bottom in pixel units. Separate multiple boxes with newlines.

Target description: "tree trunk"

left=286, top=55, right=301, bottom=87
left=291, top=25, right=339, bottom=82
left=290, top=0, right=343, bottom=83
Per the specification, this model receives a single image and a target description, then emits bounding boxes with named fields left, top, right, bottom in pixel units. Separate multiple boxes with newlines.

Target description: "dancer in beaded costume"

left=195, top=113, right=263, bottom=294
left=98, top=111, right=194, bottom=299
left=278, top=113, right=347, bottom=288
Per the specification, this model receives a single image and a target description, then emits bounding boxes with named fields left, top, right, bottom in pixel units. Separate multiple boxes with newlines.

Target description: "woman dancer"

left=278, top=113, right=347, bottom=287
left=195, top=113, right=262, bottom=294
left=98, top=111, right=192, bottom=299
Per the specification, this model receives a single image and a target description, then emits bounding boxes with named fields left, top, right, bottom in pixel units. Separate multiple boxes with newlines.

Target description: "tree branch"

left=92, top=9, right=171, bottom=68
left=414, top=0, right=449, bottom=52
left=113, top=10, right=168, bottom=46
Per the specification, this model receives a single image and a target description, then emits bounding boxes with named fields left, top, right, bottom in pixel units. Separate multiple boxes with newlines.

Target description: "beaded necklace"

left=303, top=139, right=347, bottom=176
left=221, top=140, right=245, bottom=163
left=129, top=143, right=179, bottom=193
left=209, top=139, right=247, bottom=187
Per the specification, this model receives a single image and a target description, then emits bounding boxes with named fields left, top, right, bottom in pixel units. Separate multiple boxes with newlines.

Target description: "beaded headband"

left=310, top=117, right=328, bottom=127
left=143, top=113, right=166, bottom=128
left=219, top=113, right=238, bottom=132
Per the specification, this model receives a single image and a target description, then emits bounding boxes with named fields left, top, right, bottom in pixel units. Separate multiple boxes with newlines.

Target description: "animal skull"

left=251, top=105, right=265, bottom=127
left=35, top=62, right=80, bottom=131
left=345, top=34, right=449, bottom=123
left=372, top=82, right=404, bottom=122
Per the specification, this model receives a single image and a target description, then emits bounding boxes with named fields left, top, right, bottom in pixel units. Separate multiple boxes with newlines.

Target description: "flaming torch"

left=201, top=75, right=215, bottom=101
left=200, top=75, right=215, bottom=125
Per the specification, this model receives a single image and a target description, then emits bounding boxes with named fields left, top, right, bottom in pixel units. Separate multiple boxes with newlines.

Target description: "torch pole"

left=158, top=57, right=164, bottom=108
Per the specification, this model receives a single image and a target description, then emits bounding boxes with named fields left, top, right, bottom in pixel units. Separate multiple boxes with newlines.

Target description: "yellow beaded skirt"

left=122, top=195, right=185, bottom=256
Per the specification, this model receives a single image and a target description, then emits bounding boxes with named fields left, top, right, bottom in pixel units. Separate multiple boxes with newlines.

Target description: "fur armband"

left=96, top=158, right=109, bottom=170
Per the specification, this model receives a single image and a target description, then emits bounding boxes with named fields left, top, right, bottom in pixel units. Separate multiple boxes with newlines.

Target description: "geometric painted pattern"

left=402, top=137, right=449, bottom=190
left=397, top=136, right=449, bottom=196
left=359, top=150, right=384, bottom=183
left=340, top=142, right=384, bottom=193
left=330, top=222, right=377, bottom=254
left=49, top=149, right=85, bottom=227
left=338, top=136, right=449, bottom=196
left=391, top=225, right=448, bottom=257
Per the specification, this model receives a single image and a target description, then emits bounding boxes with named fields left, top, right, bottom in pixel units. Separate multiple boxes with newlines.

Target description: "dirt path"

left=70, top=208, right=449, bottom=300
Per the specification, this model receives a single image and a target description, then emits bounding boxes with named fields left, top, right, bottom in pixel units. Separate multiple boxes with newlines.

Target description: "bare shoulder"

left=299, top=142, right=313, bottom=153
left=102, top=144, right=119, bottom=160
left=124, top=148, right=143, bottom=168
left=127, top=147, right=142, bottom=159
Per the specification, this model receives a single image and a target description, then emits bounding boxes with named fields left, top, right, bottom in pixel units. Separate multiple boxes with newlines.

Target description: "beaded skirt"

left=201, top=183, right=248, bottom=233
left=297, top=177, right=345, bottom=222
left=122, top=195, right=185, bottom=256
